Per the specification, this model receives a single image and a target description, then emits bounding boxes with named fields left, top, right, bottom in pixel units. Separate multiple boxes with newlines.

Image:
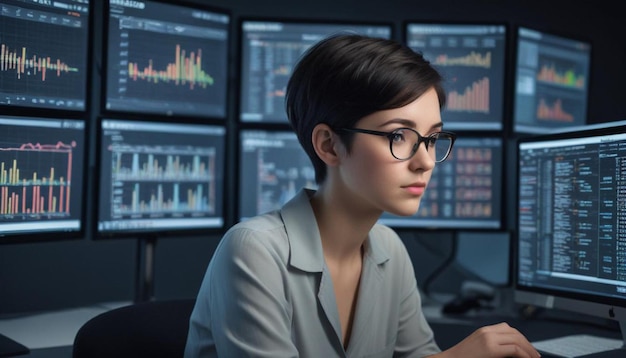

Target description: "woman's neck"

left=310, top=184, right=379, bottom=260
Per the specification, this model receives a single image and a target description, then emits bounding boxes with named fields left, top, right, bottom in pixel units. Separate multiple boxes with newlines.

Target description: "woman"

left=185, top=34, right=539, bottom=358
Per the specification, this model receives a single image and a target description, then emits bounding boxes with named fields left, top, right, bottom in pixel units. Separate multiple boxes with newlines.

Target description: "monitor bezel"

left=93, top=116, right=228, bottom=240
left=514, top=123, right=626, bottom=312
left=401, top=20, right=510, bottom=132
left=0, top=115, right=89, bottom=245
left=100, top=0, right=232, bottom=121
left=236, top=16, right=395, bottom=125
left=511, top=24, right=593, bottom=135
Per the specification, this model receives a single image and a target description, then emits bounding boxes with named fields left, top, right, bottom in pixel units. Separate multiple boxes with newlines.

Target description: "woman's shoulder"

left=206, top=212, right=292, bottom=290
left=230, top=211, right=285, bottom=232
left=218, top=211, right=290, bottom=255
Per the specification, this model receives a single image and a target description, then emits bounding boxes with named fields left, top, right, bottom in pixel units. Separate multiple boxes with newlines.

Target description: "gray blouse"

left=185, top=188, right=441, bottom=357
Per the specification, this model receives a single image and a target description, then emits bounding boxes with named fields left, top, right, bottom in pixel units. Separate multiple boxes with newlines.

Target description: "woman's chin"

left=387, top=205, right=421, bottom=217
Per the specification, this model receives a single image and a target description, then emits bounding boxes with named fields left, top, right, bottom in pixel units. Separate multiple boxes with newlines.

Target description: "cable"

left=418, top=231, right=458, bottom=299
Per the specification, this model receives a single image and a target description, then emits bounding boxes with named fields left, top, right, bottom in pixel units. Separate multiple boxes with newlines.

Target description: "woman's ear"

left=312, top=123, right=341, bottom=167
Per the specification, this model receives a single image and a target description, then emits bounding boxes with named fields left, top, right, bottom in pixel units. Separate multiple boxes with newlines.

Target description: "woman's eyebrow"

left=380, top=118, right=444, bottom=130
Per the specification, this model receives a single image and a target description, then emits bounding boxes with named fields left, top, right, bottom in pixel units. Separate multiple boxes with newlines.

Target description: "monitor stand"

left=135, top=235, right=157, bottom=303
left=0, top=333, right=29, bottom=357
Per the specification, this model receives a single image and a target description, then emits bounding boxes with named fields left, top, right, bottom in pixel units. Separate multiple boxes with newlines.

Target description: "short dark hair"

left=285, top=33, right=446, bottom=184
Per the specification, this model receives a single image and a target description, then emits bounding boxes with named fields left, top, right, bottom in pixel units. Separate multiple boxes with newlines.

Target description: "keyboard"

left=532, top=334, right=623, bottom=357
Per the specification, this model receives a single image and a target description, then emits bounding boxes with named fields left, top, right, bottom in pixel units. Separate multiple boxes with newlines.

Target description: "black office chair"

left=72, top=298, right=195, bottom=358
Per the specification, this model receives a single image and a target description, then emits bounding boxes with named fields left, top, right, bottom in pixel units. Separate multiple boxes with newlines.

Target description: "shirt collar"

left=280, top=188, right=390, bottom=273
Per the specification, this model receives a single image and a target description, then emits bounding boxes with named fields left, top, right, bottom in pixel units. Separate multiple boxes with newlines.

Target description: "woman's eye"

left=391, top=132, right=405, bottom=143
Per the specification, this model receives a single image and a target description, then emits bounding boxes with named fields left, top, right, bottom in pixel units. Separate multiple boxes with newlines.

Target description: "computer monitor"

left=238, top=129, right=316, bottom=221
left=96, top=118, right=226, bottom=238
left=379, top=136, right=503, bottom=229
left=103, top=0, right=230, bottom=118
left=0, top=0, right=90, bottom=111
left=404, top=23, right=507, bottom=131
left=515, top=124, right=626, bottom=353
left=238, top=19, right=392, bottom=123
left=513, top=26, right=591, bottom=134
left=0, top=116, right=87, bottom=244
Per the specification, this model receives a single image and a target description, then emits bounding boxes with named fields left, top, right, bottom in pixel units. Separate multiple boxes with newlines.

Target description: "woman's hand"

left=433, top=322, right=541, bottom=358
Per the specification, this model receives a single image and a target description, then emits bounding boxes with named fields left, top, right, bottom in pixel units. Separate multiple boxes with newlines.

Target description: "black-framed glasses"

left=338, top=127, right=456, bottom=162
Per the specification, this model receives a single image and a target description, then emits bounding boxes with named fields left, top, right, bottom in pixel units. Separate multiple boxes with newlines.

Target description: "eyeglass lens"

left=391, top=129, right=452, bottom=162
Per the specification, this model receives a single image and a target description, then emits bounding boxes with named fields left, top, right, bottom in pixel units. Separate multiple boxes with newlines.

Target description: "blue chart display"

left=513, top=27, right=591, bottom=133
left=238, top=130, right=316, bottom=220
left=379, top=137, right=503, bottom=229
left=97, top=119, right=226, bottom=235
left=239, top=20, right=392, bottom=123
left=0, top=0, right=89, bottom=111
left=405, top=23, right=507, bottom=131
left=0, top=116, right=86, bottom=240
left=105, top=0, right=230, bottom=118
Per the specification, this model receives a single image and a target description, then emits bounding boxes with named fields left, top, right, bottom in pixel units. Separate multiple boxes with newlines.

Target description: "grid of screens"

left=104, top=0, right=230, bottom=118
left=239, top=20, right=392, bottom=123
left=0, top=0, right=90, bottom=111
left=513, top=27, right=591, bottom=133
left=515, top=125, right=626, bottom=346
left=0, top=116, right=86, bottom=242
left=238, top=129, right=316, bottom=221
left=97, top=119, right=225, bottom=237
left=379, top=137, right=503, bottom=229
left=404, top=23, right=507, bottom=131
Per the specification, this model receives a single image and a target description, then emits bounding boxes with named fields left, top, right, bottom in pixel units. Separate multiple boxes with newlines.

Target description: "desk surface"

left=1, top=301, right=623, bottom=358
left=0, top=334, right=28, bottom=357
left=429, top=311, right=624, bottom=358
left=0, top=302, right=132, bottom=358
left=10, top=347, right=70, bottom=358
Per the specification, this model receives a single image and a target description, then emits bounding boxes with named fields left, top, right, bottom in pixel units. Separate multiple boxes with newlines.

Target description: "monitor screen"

left=238, top=129, right=316, bottom=221
left=379, top=136, right=503, bottom=229
left=97, top=119, right=226, bottom=237
left=0, top=116, right=86, bottom=243
left=239, top=20, right=392, bottom=123
left=104, top=0, right=230, bottom=118
left=0, top=0, right=90, bottom=111
left=515, top=124, right=626, bottom=347
left=404, top=23, right=507, bottom=131
left=513, top=27, right=591, bottom=134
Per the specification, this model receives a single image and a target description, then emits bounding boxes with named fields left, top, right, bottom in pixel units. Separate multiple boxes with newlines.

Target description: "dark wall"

left=1, top=0, right=625, bottom=315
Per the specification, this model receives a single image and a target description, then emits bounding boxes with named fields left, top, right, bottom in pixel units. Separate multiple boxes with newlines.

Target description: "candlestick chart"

left=0, top=5, right=88, bottom=110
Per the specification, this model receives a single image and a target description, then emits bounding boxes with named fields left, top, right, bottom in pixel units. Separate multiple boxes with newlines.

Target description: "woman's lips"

left=404, top=184, right=426, bottom=196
